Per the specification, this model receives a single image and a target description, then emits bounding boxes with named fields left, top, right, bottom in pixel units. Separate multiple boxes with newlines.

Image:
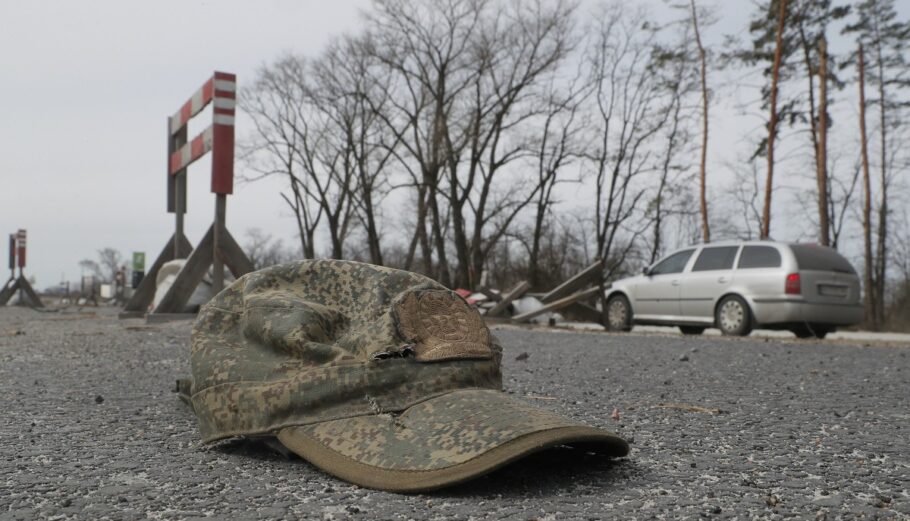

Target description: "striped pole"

left=167, top=72, right=236, bottom=194
left=15, top=230, right=26, bottom=270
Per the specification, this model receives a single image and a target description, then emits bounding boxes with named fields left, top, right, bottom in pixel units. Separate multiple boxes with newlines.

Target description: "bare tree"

left=452, top=0, right=577, bottom=288
left=857, top=41, right=875, bottom=327
left=761, top=0, right=788, bottom=239
left=814, top=36, right=830, bottom=245
left=828, top=155, right=862, bottom=250
left=311, top=36, right=401, bottom=265
left=588, top=5, right=673, bottom=275
left=689, top=0, right=712, bottom=243
left=844, top=0, right=910, bottom=327
left=790, top=1, right=849, bottom=245
left=245, top=49, right=394, bottom=260
left=364, top=0, right=487, bottom=285
left=723, top=157, right=765, bottom=240
left=243, top=228, right=294, bottom=270
left=241, top=56, right=323, bottom=259
left=366, top=0, right=576, bottom=288
left=78, top=259, right=103, bottom=282
left=79, top=248, right=122, bottom=283
left=526, top=74, right=587, bottom=288
left=647, top=16, right=701, bottom=263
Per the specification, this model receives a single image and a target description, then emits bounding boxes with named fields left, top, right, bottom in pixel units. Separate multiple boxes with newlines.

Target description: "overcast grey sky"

left=1, top=1, right=904, bottom=288
left=1, top=0, right=372, bottom=288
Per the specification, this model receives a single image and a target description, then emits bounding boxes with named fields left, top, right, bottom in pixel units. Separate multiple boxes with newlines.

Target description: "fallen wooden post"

left=512, top=286, right=600, bottom=323
left=485, top=280, right=531, bottom=317
left=540, top=259, right=604, bottom=303
left=477, top=287, right=502, bottom=302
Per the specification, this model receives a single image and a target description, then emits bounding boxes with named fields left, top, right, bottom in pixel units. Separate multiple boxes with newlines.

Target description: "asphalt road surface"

left=1, top=307, right=908, bottom=520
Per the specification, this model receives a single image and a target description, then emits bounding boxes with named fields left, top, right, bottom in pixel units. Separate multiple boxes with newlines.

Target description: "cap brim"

left=277, top=389, right=628, bottom=493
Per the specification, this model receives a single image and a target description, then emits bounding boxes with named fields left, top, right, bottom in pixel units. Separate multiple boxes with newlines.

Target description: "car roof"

left=676, top=239, right=784, bottom=249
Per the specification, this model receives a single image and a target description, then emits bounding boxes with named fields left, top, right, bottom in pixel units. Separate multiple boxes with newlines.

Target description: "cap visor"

left=277, top=389, right=628, bottom=493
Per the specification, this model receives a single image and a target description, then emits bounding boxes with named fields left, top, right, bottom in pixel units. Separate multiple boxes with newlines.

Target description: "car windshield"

left=790, top=244, right=856, bottom=274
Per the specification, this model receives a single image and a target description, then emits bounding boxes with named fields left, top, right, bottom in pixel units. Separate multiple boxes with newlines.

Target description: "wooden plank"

left=540, top=259, right=604, bottom=303
left=0, top=278, right=19, bottom=306
left=212, top=194, right=226, bottom=293
left=485, top=281, right=531, bottom=317
left=218, top=228, right=254, bottom=279
left=477, top=288, right=502, bottom=302
left=212, top=194, right=227, bottom=295
left=153, top=225, right=215, bottom=314
left=512, top=286, right=600, bottom=323
left=16, top=276, right=43, bottom=308
left=167, top=124, right=188, bottom=214
left=121, top=232, right=193, bottom=314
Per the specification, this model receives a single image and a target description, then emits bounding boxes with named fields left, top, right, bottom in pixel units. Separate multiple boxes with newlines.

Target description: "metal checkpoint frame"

left=120, top=71, right=253, bottom=318
left=0, top=229, right=44, bottom=307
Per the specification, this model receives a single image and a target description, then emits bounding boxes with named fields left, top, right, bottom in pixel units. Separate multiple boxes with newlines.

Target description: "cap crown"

left=190, top=260, right=502, bottom=442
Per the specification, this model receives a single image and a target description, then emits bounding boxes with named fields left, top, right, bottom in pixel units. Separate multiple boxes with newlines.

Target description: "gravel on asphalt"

left=1, top=306, right=908, bottom=520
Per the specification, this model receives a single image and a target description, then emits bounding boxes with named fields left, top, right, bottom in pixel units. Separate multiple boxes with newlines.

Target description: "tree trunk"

left=875, top=42, right=888, bottom=327
left=364, top=203, right=383, bottom=266
left=858, top=42, right=876, bottom=329
left=404, top=184, right=427, bottom=272
left=691, top=0, right=711, bottom=243
left=815, top=37, right=830, bottom=246
left=761, top=0, right=788, bottom=240
left=529, top=199, right=546, bottom=288
left=450, top=181, right=471, bottom=288
left=427, top=184, right=451, bottom=287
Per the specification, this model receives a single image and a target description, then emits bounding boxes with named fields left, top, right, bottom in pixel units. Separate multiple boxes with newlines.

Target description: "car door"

left=679, top=245, right=740, bottom=321
left=634, top=249, right=696, bottom=319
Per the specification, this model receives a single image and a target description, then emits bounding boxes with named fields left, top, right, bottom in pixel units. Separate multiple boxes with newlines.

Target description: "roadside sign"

left=132, top=252, right=146, bottom=289
left=16, top=230, right=26, bottom=268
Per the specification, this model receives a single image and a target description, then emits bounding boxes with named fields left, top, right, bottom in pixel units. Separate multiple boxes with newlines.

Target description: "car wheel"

left=605, top=295, right=632, bottom=332
left=715, top=295, right=752, bottom=336
left=679, top=326, right=705, bottom=335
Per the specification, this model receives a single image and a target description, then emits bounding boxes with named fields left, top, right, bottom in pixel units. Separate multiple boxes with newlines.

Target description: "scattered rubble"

left=469, top=260, right=606, bottom=329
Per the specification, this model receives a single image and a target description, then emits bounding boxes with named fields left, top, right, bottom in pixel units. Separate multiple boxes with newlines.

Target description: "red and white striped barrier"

left=15, top=230, right=26, bottom=269
left=168, top=71, right=236, bottom=194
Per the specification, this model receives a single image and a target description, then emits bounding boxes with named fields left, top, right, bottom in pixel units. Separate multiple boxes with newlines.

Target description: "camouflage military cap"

left=187, top=259, right=628, bottom=492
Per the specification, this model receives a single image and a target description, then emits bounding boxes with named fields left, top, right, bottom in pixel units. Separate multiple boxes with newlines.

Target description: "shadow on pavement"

left=436, top=445, right=638, bottom=497
left=210, top=438, right=643, bottom=496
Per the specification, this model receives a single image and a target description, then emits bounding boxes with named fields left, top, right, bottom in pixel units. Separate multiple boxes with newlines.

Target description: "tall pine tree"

left=844, top=0, right=910, bottom=327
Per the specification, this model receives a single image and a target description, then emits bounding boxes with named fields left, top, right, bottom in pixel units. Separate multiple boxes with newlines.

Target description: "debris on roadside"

left=470, top=260, right=607, bottom=329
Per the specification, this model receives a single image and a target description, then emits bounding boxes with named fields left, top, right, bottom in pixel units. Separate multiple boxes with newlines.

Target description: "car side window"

left=692, top=246, right=739, bottom=272
left=737, top=246, right=782, bottom=269
left=650, top=249, right=694, bottom=275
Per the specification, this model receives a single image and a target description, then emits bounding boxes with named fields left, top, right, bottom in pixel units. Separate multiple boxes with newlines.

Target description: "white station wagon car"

left=603, top=241, right=863, bottom=338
